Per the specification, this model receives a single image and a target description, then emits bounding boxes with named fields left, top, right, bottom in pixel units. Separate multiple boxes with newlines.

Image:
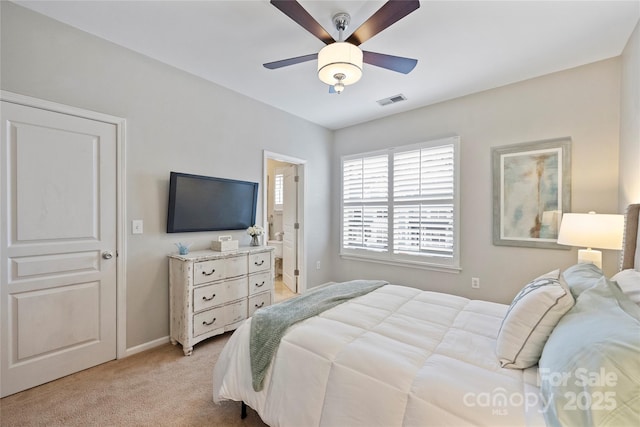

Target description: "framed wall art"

left=492, top=137, right=571, bottom=249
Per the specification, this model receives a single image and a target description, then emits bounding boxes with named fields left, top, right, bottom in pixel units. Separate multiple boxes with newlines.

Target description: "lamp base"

left=577, top=248, right=602, bottom=269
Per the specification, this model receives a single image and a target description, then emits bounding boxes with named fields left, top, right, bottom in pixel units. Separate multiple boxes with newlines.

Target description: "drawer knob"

left=255, top=302, right=265, bottom=308
left=254, top=260, right=265, bottom=266
left=202, top=293, right=216, bottom=302
left=202, top=269, right=216, bottom=276
left=255, top=281, right=265, bottom=288
left=203, top=317, right=217, bottom=326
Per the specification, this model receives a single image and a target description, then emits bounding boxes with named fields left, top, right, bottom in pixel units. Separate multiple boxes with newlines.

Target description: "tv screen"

left=167, top=172, right=258, bottom=233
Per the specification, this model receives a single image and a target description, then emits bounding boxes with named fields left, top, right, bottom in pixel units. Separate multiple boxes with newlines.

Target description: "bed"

left=213, top=205, right=640, bottom=427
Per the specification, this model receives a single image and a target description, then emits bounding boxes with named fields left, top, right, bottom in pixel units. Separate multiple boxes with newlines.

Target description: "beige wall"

left=619, top=20, right=640, bottom=211
left=333, top=59, right=622, bottom=304
left=0, top=2, right=333, bottom=349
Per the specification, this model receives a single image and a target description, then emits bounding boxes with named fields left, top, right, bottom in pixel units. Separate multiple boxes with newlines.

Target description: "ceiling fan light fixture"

left=317, top=42, right=363, bottom=86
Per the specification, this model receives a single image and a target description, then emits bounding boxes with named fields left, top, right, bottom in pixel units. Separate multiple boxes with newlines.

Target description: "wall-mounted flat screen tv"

left=167, top=172, right=258, bottom=233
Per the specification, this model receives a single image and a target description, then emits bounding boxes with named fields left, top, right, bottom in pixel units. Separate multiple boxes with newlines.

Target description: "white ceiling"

left=14, top=0, right=640, bottom=130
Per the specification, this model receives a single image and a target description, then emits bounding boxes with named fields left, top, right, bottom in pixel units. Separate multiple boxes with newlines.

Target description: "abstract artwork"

left=492, top=138, right=571, bottom=248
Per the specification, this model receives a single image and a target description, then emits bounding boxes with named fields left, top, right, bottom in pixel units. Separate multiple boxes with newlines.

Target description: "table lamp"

left=557, top=211, right=624, bottom=269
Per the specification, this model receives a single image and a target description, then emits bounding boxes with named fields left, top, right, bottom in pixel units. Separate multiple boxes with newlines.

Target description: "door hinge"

left=294, top=269, right=300, bottom=276
left=294, top=175, right=299, bottom=183
left=294, top=222, right=299, bottom=229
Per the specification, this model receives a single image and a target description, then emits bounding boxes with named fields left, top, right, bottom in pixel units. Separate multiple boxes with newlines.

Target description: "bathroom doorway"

left=263, top=151, right=306, bottom=300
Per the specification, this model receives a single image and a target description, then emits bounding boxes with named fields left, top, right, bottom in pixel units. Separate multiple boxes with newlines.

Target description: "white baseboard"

left=123, top=336, right=170, bottom=358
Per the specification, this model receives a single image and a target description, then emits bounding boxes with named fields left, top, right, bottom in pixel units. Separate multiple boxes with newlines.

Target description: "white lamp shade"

left=317, top=42, right=363, bottom=85
left=557, top=212, right=624, bottom=250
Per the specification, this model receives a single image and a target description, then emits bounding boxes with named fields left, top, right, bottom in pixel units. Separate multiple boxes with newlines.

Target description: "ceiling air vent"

left=377, top=94, right=407, bottom=106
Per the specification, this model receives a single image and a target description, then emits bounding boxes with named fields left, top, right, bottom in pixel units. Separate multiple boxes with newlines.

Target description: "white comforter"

left=213, top=285, right=546, bottom=427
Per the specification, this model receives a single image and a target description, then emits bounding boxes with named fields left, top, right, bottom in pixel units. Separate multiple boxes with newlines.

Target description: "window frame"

left=340, top=136, right=461, bottom=272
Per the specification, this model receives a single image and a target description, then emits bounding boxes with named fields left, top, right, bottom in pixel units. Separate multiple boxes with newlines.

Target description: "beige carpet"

left=0, top=333, right=268, bottom=427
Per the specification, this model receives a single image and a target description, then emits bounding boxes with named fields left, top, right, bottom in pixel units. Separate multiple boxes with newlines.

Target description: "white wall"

left=2, top=1, right=635, bottom=348
left=333, top=59, right=622, bottom=304
left=619, top=20, right=640, bottom=211
left=1, top=2, right=333, bottom=349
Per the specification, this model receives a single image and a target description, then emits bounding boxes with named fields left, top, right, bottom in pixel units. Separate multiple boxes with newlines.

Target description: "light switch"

left=132, top=220, right=143, bottom=234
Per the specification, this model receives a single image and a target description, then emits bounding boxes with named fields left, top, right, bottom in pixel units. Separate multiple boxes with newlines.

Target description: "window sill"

left=340, top=253, right=461, bottom=274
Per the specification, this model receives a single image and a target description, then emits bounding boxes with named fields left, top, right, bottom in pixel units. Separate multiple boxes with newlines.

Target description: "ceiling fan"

left=263, top=0, right=420, bottom=94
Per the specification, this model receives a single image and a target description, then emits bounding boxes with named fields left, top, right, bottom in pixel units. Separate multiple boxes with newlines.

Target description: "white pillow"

left=537, top=269, right=560, bottom=280
left=611, top=269, right=640, bottom=306
left=496, top=274, right=574, bottom=369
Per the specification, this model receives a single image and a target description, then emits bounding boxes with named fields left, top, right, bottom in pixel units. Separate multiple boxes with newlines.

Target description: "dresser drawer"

left=193, top=276, right=248, bottom=312
left=194, top=259, right=225, bottom=285
left=193, top=306, right=225, bottom=337
left=249, top=252, right=271, bottom=273
left=249, top=292, right=271, bottom=317
left=225, top=254, right=248, bottom=278
left=225, top=299, right=248, bottom=326
left=248, top=271, right=272, bottom=296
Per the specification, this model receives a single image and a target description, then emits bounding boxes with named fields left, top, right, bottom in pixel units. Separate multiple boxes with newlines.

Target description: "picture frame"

left=492, top=137, right=571, bottom=249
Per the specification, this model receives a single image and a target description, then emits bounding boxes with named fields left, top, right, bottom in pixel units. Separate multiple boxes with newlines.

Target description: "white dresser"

left=168, top=247, right=274, bottom=356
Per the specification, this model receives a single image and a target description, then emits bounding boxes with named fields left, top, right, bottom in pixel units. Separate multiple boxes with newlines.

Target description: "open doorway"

left=263, top=151, right=306, bottom=302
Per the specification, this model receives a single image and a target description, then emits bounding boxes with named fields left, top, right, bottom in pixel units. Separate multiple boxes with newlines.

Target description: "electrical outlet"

left=316, top=261, right=321, bottom=270
left=132, top=220, right=143, bottom=234
left=471, top=277, right=480, bottom=289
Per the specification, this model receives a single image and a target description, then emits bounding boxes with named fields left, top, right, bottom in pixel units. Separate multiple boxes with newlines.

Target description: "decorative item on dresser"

left=246, top=224, right=264, bottom=247
left=168, top=247, right=274, bottom=356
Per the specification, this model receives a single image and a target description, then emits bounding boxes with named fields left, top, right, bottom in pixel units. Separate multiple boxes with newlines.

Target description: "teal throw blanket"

left=250, top=279, right=387, bottom=391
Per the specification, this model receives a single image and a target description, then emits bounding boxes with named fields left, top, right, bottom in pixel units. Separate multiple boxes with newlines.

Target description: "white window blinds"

left=274, top=172, right=284, bottom=210
left=342, top=155, right=388, bottom=251
left=393, top=145, right=455, bottom=259
left=341, top=137, right=459, bottom=270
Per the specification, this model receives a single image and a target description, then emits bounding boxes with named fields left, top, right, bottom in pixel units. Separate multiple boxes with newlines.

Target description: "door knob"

left=102, top=251, right=114, bottom=260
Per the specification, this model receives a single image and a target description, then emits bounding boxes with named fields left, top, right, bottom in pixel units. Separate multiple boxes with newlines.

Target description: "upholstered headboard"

left=620, top=204, right=640, bottom=271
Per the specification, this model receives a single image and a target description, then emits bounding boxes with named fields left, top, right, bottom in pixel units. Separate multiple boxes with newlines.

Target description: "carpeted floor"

left=0, top=333, right=268, bottom=427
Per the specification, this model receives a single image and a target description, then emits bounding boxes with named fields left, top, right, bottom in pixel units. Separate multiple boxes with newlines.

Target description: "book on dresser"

left=168, top=246, right=275, bottom=356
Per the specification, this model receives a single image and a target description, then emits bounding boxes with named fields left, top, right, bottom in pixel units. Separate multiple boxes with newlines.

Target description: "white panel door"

left=1, top=101, right=117, bottom=397
left=282, top=165, right=297, bottom=293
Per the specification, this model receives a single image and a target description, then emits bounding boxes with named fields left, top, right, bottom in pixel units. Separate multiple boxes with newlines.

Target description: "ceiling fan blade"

left=263, top=53, right=318, bottom=70
left=345, top=0, right=420, bottom=46
left=270, top=0, right=335, bottom=45
left=363, top=51, right=417, bottom=74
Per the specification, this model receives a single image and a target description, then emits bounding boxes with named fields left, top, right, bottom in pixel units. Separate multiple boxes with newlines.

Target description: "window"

left=274, top=170, right=284, bottom=211
left=341, top=136, right=460, bottom=270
